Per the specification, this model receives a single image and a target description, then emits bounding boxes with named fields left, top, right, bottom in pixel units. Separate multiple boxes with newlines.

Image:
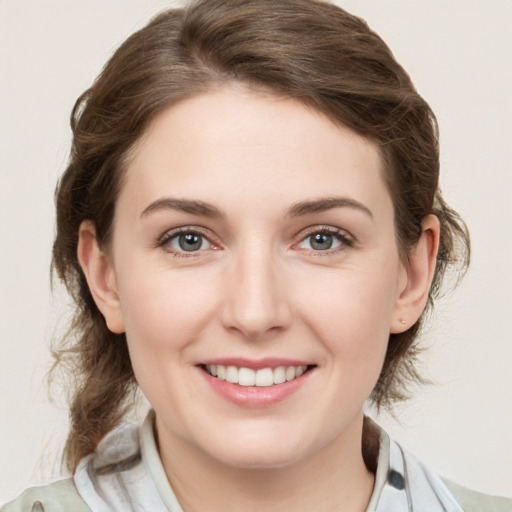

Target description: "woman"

left=2, top=0, right=510, bottom=510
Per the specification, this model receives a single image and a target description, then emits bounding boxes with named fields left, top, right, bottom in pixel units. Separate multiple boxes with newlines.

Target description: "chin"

left=197, top=427, right=317, bottom=470
left=211, top=446, right=306, bottom=470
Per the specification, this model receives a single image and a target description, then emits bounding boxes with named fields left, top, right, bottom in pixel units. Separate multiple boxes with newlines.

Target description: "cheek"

left=117, top=267, right=220, bottom=355
left=116, top=268, right=222, bottom=415
left=297, top=258, right=399, bottom=361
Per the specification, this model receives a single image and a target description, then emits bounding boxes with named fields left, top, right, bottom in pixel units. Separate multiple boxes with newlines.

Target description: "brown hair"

left=52, top=0, right=470, bottom=472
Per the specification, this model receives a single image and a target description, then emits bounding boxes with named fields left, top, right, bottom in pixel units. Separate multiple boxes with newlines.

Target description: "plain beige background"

left=1, top=0, right=511, bottom=502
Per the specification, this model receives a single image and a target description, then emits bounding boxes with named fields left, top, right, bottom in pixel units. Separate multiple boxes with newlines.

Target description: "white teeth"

left=226, top=365, right=238, bottom=383
left=255, top=368, right=274, bottom=387
left=285, top=366, right=296, bottom=381
left=238, top=367, right=255, bottom=386
left=273, top=366, right=286, bottom=384
left=205, top=364, right=308, bottom=386
left=216, top=365, right=226, bottom=380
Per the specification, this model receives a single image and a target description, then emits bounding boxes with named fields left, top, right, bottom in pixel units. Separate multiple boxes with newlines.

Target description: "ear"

left=77, top=220, right=125, bottom=334
left=390, top=214, right=440, bottom=333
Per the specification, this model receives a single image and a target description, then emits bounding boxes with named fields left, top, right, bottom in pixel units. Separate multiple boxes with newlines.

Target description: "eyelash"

left=156, top=227, right=219, bottom=258
left=156, top=225, right=354, bottom=258
left=295, top=226, right=354, bottom=255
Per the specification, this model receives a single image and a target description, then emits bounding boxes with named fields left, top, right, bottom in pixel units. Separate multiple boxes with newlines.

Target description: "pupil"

left=311, top=233, right=332, bottom=250
left=179, top=233, right=202, bottom=251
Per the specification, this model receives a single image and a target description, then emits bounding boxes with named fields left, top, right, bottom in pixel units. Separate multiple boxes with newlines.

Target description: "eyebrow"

left=287, top=197, right=373, bottom=219
left=140, top=196, right=373, bottom=220
left=140, top=198, right=225, bottom=219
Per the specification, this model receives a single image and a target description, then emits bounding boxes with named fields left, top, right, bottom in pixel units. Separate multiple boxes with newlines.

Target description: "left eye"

left=298, top=232, right=343, bottom=251
left=168, top=232, right=212, bottom=252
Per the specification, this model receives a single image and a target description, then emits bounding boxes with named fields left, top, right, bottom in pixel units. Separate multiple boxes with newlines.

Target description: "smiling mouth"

left=201, top=364, right=314, bottom=387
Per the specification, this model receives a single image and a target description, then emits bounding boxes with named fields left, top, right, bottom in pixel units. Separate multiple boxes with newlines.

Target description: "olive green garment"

left=3, top=477, right=512, bottom=512
left=0, top=479, right=90, bottom=512
left=442, top=479, right=512, bottom=512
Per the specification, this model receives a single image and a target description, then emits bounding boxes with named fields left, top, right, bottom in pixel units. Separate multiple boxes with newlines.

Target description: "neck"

left=156, top=415, right=375, bottom=512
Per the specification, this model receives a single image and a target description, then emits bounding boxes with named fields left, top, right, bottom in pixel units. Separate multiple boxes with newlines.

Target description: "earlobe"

left=390, top=214, right=440, bottom=333
left=77, top=220, right=125, bottom=334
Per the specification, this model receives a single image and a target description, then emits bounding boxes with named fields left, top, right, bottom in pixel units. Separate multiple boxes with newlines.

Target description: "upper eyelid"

left=156, top=226, right=219, bottom=247
left=296, top=225, right=353, bottom=240
left=292, top=225, right=355, bottom=250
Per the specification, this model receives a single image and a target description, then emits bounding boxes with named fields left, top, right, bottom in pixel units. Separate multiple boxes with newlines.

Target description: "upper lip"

left=197, top=357, right=314, bottom=370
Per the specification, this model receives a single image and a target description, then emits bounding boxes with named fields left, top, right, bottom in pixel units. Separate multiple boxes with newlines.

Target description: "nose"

left=220, top=244, right=292, bottom=341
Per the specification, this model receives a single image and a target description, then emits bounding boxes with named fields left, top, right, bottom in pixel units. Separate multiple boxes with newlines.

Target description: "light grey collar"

left=366, top=417, right=463, bottom=511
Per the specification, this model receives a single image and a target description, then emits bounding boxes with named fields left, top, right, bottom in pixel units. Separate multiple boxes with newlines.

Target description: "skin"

left=78, top=86, right=439, bottom=512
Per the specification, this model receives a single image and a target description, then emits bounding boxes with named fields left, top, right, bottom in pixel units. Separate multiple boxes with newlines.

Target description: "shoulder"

left=1, top=479, right=91, bottom=512
left=371, top=419, right=512, bottom=512
left=442, top=478, right=512, bottom=512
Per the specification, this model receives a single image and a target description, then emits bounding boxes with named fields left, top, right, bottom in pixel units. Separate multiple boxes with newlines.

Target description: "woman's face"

left=100, top=87, right=410, bottom=468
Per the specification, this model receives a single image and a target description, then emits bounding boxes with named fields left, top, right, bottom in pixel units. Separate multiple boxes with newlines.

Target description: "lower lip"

left=198, top=367, right=313, bottom=408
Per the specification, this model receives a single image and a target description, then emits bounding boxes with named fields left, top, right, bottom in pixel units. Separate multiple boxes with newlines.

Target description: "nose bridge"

left=222, top=238, right=290, bottom=339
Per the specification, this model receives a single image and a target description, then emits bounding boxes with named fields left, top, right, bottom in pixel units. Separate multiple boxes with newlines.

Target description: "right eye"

left=170, top=232, right=211, bottom=252
left=158, top=228, right=216, bottom=256
left=299, top=232, right=343, bottom=251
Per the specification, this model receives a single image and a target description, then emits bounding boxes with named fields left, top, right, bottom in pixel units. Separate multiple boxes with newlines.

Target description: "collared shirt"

left=73, top=410, right=466, bottom=512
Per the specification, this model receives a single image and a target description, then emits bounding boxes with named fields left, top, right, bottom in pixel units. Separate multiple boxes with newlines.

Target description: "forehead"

left=119, top=87, right=390, bottom=219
